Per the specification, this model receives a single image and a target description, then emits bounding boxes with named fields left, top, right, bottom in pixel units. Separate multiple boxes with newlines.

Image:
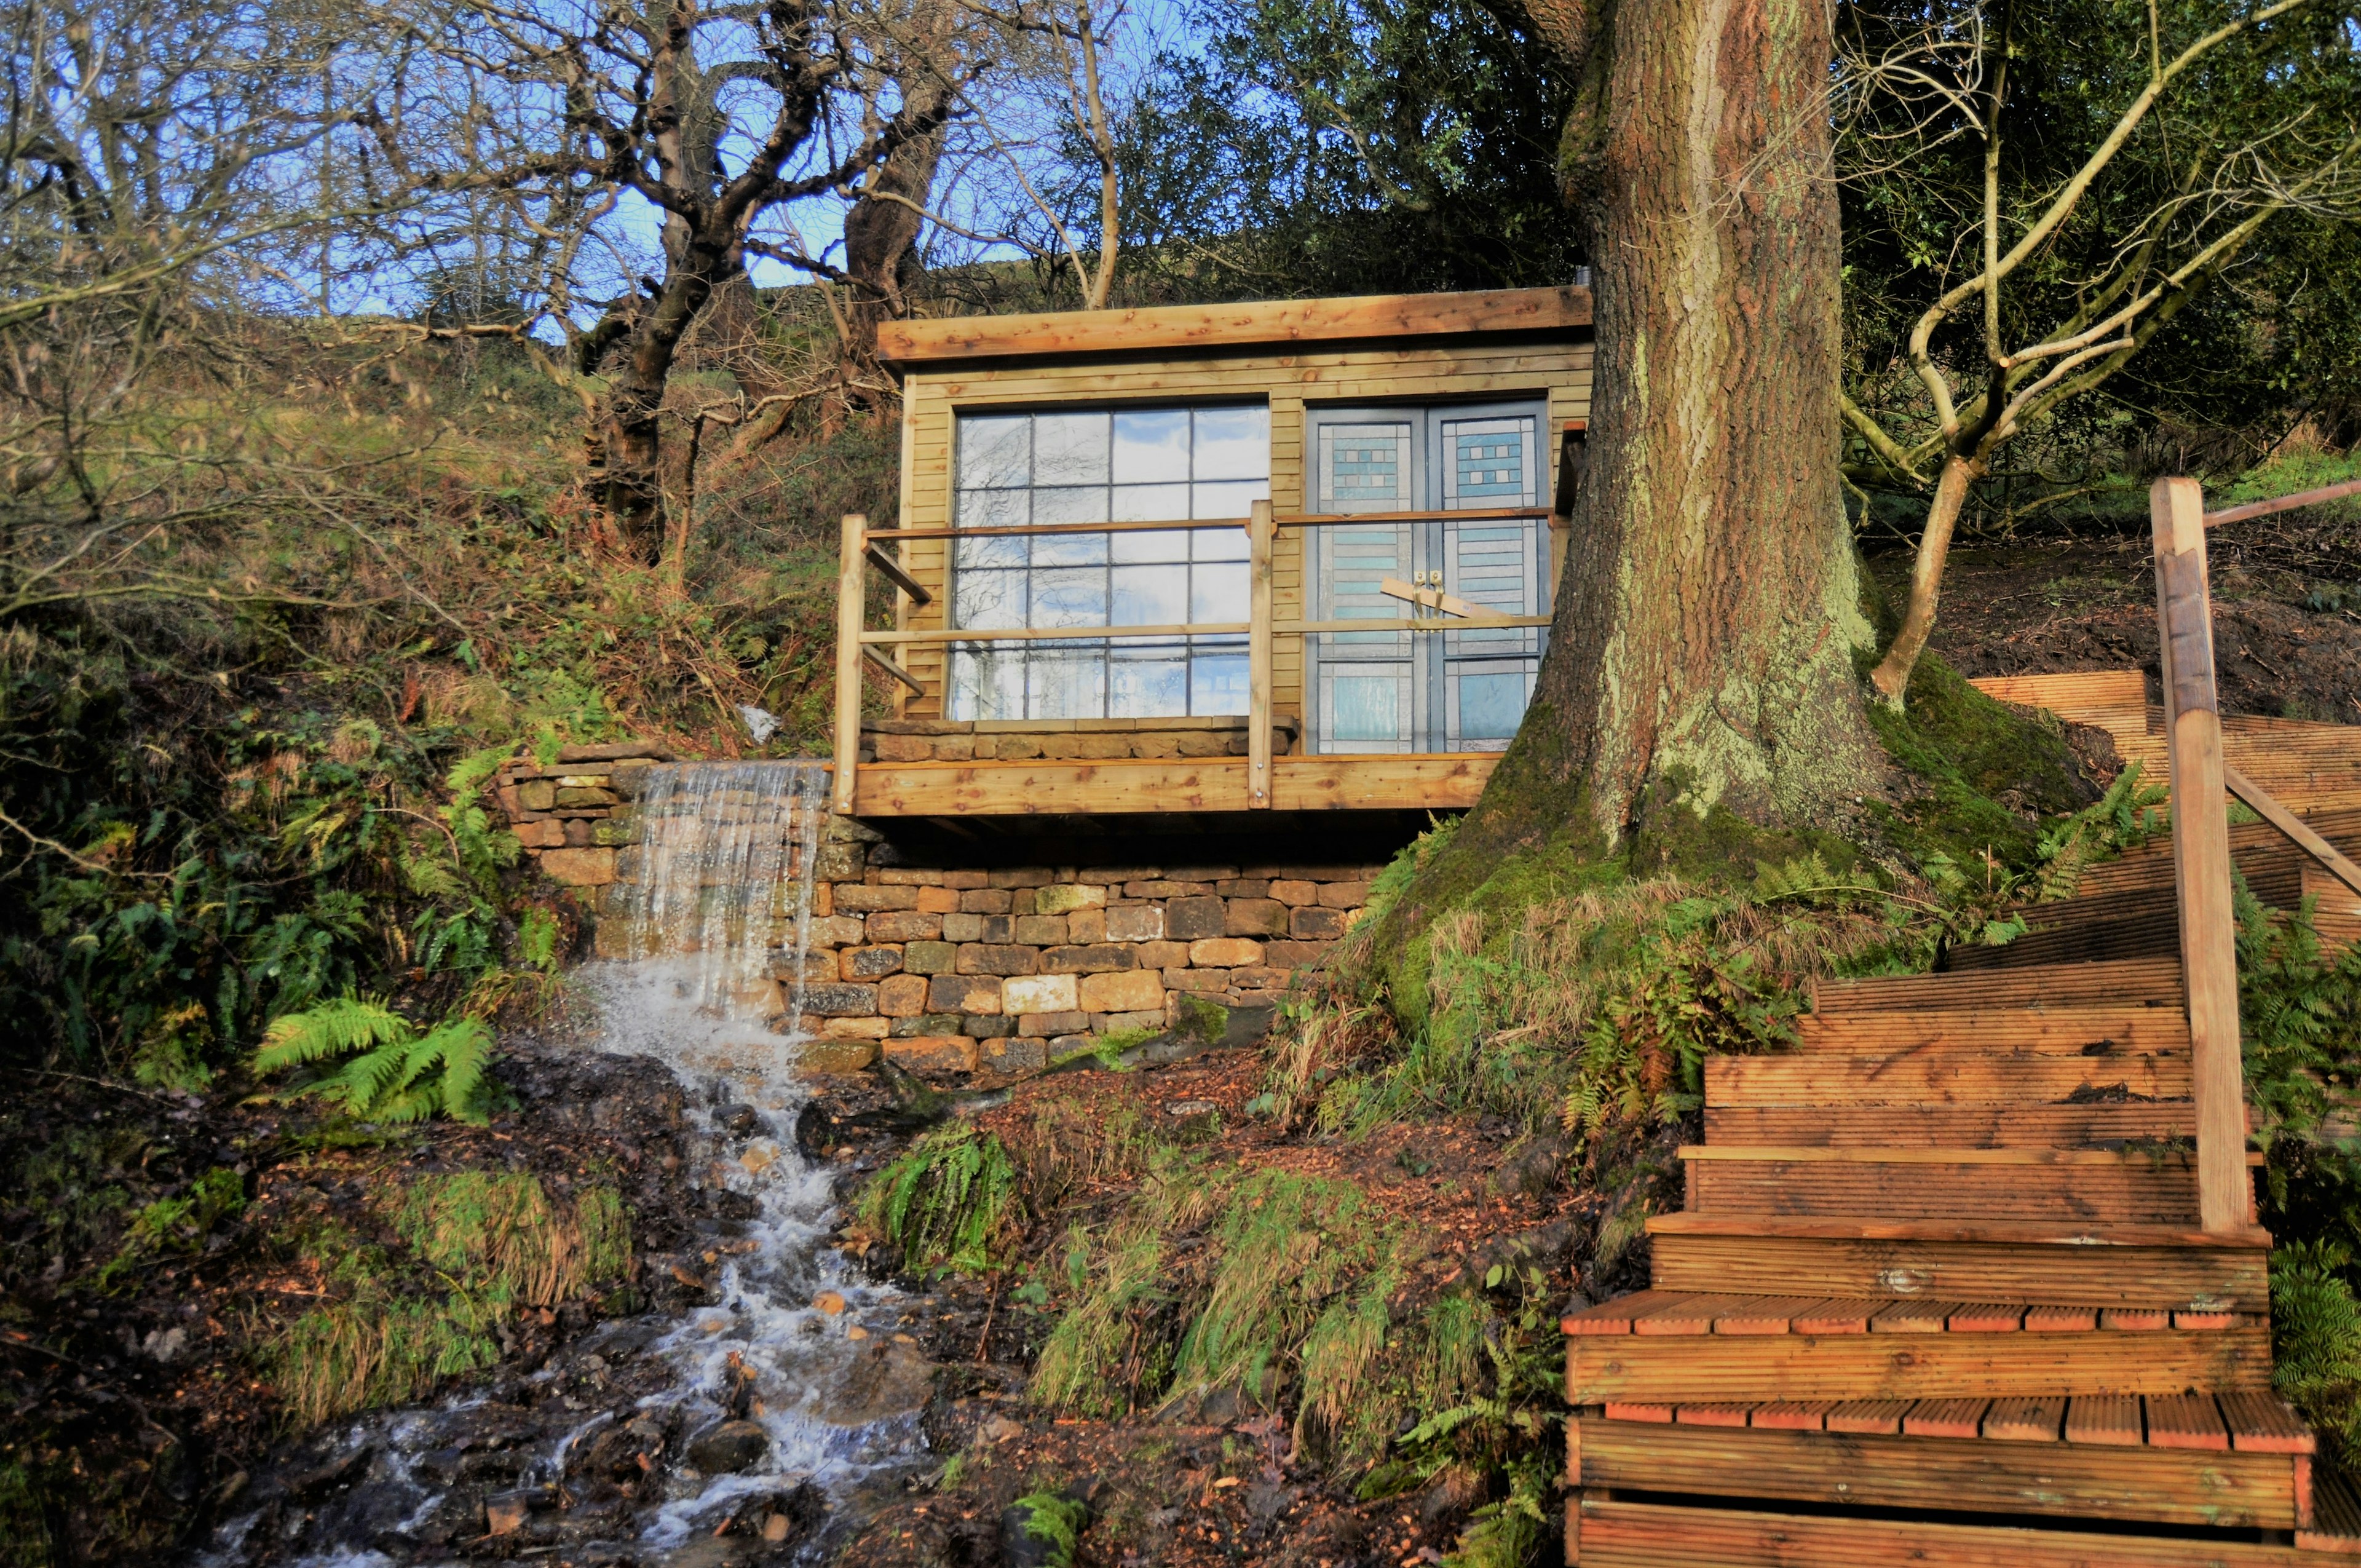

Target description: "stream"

left=200, top=761, right=939, bottom=1568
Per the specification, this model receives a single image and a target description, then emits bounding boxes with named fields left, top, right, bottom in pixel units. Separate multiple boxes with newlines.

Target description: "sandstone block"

left=932, top=735, right=976, bottom=761
left=803, top=982, right=878, bottom=1017
left=1216, top=879, right=1272, bottom=899
left=892, top=1013, right=963, bottom=1037
left=1139, top=940, right=1188, bottom=970
left=1166, top=895, right=1227, bottom=940
left=1264, top=940, right=1332, bottom=970
left=835, top=884, right=919, bottom=913
left=884, top=1036, right=978, bottom=1074
left=1009, top=889, right=1036, bottom=916
left=842, top=945, right=904, bottom=981
left=1065, top=908, right=1106, bottom=943
left=876, top=868, right=947, bottom=886
left=773, top=952, right=837, bottom=984
left=957, top=943, right=1038, bottom=976
left=1174, top=731, right=1230, bottom=757
left=983, top=1038, right=1049, bottom=1074
left=555, top=785, right=620, bottom=807
left=1003, top=973, right=1079, bottom=1015
left=820, top=1016, right=889, bottom=1040
left=1163, top=968, right=1230, bottom=992
left=1165, top=866, right=1239, bottom=881
left=988, top=866, right=1054, bottom=889
left=1318, top=881, right=1375, bottom=909
left=797, top=1037, right=880, bottom=1072
left=539, top=847, right=617, bottom=886
left=916, top=885, right=961, bottom=914
left=959, top=888, right=1013, bottom=914
left=1126, top=880, right=1211, bottom=900
left=563, top=818, right=594, bottom=847
left=1189, top=937, right=1264, bottom=968
left=866, top=910, right=943, bottom=943
left=811, top=915, right=868, bottom=948
left=1040, top=943, right=1134, bottom=975
left=1291, top=906, right=1349, bottom=941
left=877, top=973, right=929, bottom=1016
left=518, top=779, right=556, bottom=811
left=515, top=820, right=565, bottom=849
left=1097, top=1010, right=1165, bottom=1032
left=1077, top=866, right=1159, bottom=885
left=1035, top=882, right=1108, bottom=915
left=1228, top=965, right=1290, bottom=990
left=1019, top=1010, right=1088, bottom=1037
left=902, top=940, right=957, bottom=976
left=1050, top=1032, right=1092, bottom=1053
left=1270, top=879, right=1319, bottom=907
left=962, top=1014, right=1013, bottom=1039
left=871, top=734, right=932, bottom=762
left=978, top=734, right=1042, bottom=759
left=1104, top=906, right=1165, bottom=942
left=943, top=870, right=991, bottom=890
left=1078, top=969, right=1163, bottom=1014
left=928, top=974, right=1003, bottom=1013
left=1225, top=898, right=1291, bottom=938
left=1011, top=914, right=1069, bottom=946
left=814, top=842, right=866, bottom=880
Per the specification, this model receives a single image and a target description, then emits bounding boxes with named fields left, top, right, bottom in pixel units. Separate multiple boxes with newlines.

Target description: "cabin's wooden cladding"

left=885, top=336, right=1594, bottom=724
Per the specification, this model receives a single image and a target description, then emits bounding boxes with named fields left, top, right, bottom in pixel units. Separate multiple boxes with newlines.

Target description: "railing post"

left=2152, top=476, right=2246, bottom=1233
left=1248, top=499, right=1274, bottom=808
left=833, top=513, right=866, bottom=816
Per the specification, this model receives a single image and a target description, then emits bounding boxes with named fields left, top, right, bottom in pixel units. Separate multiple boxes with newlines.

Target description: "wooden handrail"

left=864, top=504, right=1552, bottom=543
left=832, top=513, right=866, bottom=814
left=2151, top=476, right=2247, bottom=1235
left=2223, top=764, right=2361, bottom=900
left=2204, top=476, right=2361, bottom=528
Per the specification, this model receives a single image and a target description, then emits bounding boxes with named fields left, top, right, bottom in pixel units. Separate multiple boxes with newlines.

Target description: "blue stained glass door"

left=1306, top=403, right=1551, bottom=753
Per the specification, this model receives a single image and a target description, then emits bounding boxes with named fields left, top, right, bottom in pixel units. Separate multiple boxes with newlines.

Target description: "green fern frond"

left=256, top=995, right=411, bottom=1073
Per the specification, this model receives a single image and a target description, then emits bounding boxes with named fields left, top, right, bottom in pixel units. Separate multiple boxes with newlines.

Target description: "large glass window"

left=949, top=406, right=1269, bottom=721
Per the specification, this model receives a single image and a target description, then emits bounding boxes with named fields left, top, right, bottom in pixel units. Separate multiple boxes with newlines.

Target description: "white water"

left=225, top=760, right=930, bottom=1567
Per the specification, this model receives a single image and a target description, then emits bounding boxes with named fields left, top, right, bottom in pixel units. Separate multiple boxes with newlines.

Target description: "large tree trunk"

left=841, top=115, right=947, bottom=378
left=1409, top=0, right=1880, bottom=906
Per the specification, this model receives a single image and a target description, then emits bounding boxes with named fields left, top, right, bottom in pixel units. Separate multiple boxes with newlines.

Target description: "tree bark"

left=842, top=113, right=948, bottom=376
left=1869, top=451, right=1981, bottom=703
left=1428, top=0, right=1881, bottom=889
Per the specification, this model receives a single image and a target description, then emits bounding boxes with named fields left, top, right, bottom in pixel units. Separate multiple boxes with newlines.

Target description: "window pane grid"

left=950, top=406, right=1268, bottom=721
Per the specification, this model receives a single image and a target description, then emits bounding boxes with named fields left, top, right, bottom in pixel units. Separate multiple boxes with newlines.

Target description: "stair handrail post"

left=1248, top=499, right=1274, bottom=808
left=833, top=512, right=866, bottom=815
left=2151, top=475, right=2247, bottom=1233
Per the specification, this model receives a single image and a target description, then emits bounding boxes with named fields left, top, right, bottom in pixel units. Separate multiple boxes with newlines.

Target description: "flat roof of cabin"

left=874, top=285, right=1594, bottom=370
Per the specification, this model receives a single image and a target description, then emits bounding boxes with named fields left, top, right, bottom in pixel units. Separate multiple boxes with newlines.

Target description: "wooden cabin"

left=830, top=285, right=1594, bottom=847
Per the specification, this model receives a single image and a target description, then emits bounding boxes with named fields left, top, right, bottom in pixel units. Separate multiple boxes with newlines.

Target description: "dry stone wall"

left=499, top=748, right=1376, bottom=1082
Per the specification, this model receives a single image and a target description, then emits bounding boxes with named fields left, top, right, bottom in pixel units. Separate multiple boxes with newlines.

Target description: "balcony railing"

left=831, top=500, right=1559, bottom=814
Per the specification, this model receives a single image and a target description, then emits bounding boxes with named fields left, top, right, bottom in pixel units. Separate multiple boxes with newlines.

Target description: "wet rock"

left=1000, top=1490, right=1090, bottom=1568
left=648, top=1536, right=756, bottom=1568
left=486, top=1491, right=532, bottom=1535
left=818, top=1339, right=933, bottom=1426
left=718, top=1104, right=762, bottom=1138
left=283, top=1443, right=373, bottom=1500
left=794, top=1103, right=831, bottom=1162
left=686, top=1419, right=770, bottom=1474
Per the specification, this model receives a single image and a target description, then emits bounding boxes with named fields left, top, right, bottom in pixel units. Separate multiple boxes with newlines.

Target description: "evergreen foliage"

left=254, top=996, right=497, bottom=1125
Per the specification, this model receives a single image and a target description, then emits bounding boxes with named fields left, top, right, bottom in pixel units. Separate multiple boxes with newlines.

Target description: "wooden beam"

left=2205, top=476, right=2361, bottom=528
left=2153, top=475, right=2248, bottom=1234
left=1248, top=500, right=1273, bottom=809
left=832, top=513, right=866, bottom=814
left=862, top=620, right=1251, bottom=645
left=2223, top=763, right=2361, bottom=900
left=862, top=542, right=932, bottom=606
left=866, top=517, right=1248, bottom=542
left=1275, top=505, right=1552, bottom=528
left=861, top=644, right=927, bottom=697
left=848, top=753, right=1501, bottom=815
left=1274, top=614, right=1552, bottom=635
left=876, top=285, right=1593, bottom=366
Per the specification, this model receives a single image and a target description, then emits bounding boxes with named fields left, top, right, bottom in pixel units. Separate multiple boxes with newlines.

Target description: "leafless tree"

left=1840, top=0, right=2361, bottom=705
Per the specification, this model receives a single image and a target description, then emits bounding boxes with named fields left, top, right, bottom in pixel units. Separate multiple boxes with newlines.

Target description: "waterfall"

left=213, top=759, right=933, bottom=1567
left=611, top=759, right=831, bottom=1029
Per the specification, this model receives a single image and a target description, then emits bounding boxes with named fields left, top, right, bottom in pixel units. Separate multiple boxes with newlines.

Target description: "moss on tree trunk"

left=1375, top=0, right=1884, bottom=962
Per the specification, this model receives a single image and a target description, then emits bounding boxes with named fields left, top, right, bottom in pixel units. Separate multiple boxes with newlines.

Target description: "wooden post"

left=832, top=513, right=866, bottom=815
left=2152, top=476, right=2246, bottom=1233
left=1247, top=500, right=1274, bottom=808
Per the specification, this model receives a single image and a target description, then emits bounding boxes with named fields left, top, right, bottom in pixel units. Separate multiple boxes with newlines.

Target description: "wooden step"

left=1680, top=1146, right=2203, bottom=1225
left=1647, top=1214, right=2270, bottom=1311
left=1565, top=1318, right=2270, bottom=1403
left=1570, top=1401, right=2312, bottom=1530
left=1709, top=1050, right=2188, bottom=1106
left=1706, top=1103, right=2197, bottom=1148
left=1792, top=1007, right=2191, bottom=1054
left=1568, top=1495, right=2344, bottom=1567
left=1813, top=956, right=2184, bottom=1015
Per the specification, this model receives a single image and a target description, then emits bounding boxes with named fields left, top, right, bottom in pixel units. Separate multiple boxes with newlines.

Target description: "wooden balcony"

left=831, top=503, right=1549, bottom=822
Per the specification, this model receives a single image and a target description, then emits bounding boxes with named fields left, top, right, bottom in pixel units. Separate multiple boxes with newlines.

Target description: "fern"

left=255, top=996, right=499, bottom=1125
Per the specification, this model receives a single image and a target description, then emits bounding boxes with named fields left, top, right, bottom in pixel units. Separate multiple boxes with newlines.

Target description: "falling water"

left=212, top=761, right=933, bottom=1568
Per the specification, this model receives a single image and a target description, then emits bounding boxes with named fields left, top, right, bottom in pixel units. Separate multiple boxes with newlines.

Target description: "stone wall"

left=502, top=748, right=1377, bottom=1083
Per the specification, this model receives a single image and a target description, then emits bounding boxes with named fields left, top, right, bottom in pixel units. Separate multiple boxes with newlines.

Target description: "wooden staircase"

left=1562, top=664, right=2361, bottom=1554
